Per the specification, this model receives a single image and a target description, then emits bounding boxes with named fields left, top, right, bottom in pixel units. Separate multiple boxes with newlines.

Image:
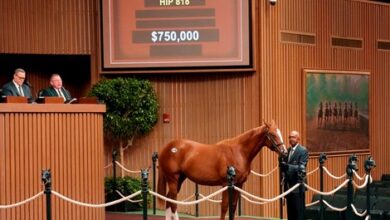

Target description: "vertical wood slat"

left=0, top=0, right=389, bottom=219
left=258, top=0, right=390, bottom=218
left=120, top=0, right=390, bottom=218
left=0, top=105, right=105, bottom=220
left=0, top=0, right=96, bottom=54
left=0, top=115, right=4, bottom=220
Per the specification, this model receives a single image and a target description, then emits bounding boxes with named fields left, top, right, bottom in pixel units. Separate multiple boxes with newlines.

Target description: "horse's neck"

left=217, top=126, right=268, bottom=163
left=238, top=126, right=267, bottom=163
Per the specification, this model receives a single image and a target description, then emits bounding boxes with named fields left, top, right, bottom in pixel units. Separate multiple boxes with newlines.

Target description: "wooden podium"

left=36, top=96, right=64, bottom=103
left=1, top=96, right=28, bottom=103
left=78, top=97, right=98, bottom=104
left=34, top=97, right=98, bottom=104
left=0, top=104, right=106, bottom=220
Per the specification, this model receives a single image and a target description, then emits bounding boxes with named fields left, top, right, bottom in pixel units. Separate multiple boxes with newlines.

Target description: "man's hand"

left=280, top=161, right=289, bottom=172
left=297, top=164, right=306, bottom=181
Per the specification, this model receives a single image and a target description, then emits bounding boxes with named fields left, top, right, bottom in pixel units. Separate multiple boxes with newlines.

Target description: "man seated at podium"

left=40, top=74, right=73, bottom=103
left=1, top=68, right=34, bottom=103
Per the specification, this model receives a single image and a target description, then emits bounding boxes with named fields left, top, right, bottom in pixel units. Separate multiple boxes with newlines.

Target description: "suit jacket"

left=40, top=87, right=72, bottom=102
left=1, top=81, right=33, bottom=103
left=283, top=144, right=308, bottom=193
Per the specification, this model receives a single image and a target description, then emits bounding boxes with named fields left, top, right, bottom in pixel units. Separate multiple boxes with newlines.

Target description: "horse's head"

left=263, top=120, right=288, bottom=157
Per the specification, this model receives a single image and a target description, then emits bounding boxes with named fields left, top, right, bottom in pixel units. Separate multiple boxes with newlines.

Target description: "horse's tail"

left=157, top=165, right=167, bottom=207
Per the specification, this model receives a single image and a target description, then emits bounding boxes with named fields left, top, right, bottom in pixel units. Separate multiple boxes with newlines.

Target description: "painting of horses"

left=303, top=70, right=369, bottom=154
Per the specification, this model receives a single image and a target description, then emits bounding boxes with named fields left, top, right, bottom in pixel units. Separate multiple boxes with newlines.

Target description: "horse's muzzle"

left=280, top=147, right=288, bottom=158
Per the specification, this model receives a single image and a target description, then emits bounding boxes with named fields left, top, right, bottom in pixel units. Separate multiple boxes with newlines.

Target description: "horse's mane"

left=216, top=125, right=266, bottom=145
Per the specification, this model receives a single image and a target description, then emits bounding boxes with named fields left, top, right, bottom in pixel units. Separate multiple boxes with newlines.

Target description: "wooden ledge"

left=0, top=103, right=106, bottom=113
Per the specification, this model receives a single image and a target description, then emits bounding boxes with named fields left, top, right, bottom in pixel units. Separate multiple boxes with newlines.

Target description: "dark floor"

left=106, top=211, right=283, bottom=220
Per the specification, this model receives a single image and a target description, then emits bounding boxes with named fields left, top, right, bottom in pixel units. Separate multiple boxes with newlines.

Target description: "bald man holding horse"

left=281, top=130, right=308, bottom=220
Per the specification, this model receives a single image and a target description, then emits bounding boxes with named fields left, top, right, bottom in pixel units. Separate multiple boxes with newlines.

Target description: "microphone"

left=24, top=80, right=32, bottom=87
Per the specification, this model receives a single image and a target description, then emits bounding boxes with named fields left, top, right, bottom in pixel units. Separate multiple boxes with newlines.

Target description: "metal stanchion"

left=41, top=169, right=52, bottom=220
left=298, top=164, right=306, bottom=220
left=346, top=154, right=358, bottom=220
left=112, top=150, right=118, bottom=189
left=112, top=150, right=118, bottom=211
left=152, top=152, right=158, bottom=215
left=195, top=183, right=199, bottom=217
left=364, top=156, right=376, bottom=219
left=141, top=169, right=149, bottom=220
left=319, top=153, right=327, bottom=220
left=227, top=166, right=236, bottom=220
left=238, top=192, right=241, bottom=216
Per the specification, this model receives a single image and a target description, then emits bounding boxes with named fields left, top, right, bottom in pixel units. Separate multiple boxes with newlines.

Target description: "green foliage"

left=306, top=74, right=318, bottom=119
left=90, top=77, right=159, bottom=140
left=105, top=176, right=150, bottom=212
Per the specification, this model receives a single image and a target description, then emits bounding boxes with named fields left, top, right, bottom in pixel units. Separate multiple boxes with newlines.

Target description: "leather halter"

left=265, top=129, right=284, bottom=151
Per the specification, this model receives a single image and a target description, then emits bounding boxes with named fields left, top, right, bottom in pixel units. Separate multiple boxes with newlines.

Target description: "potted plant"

left=90, top=77, right=159, bottom=164
left=90, top=77, right=159, bottom=211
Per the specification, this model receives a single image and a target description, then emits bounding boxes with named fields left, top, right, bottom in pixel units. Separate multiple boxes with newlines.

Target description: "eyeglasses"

left=15, top=75, right=25, bottom=80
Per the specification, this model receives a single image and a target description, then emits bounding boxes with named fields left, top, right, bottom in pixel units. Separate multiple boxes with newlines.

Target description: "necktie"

left=18, top=86, right=24, bottom=97
left=288, top=149, right=294, bottom=161
left=57, top=89, right=66, bottom=101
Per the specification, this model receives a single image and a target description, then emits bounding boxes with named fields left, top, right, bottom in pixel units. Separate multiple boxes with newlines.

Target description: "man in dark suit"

left=281, top=130, right=308, bottom=220
left=40, top=73, right=72, bottom=103
left=2, top=68, right=34, bottom=103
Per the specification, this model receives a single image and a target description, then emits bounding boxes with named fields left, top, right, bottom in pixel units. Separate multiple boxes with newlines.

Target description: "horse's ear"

left=264, top=120, right=271, bottom=128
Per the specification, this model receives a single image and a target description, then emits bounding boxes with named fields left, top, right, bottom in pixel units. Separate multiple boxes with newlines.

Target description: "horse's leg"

left=165, top=207, right=179, bottom=220
left=165, top=206, right=173, bottom=220
left=169, top=173, right=186, bottom=220
left=165, top=179, right=179, bottom=220
left=177, top=173, right=186, bottom=192
left=324, top=115, right=326, bottom=128
left=219, top=186, right=241, bottom=220
left=220, top=190, right=229, bottom=220
left=330, top=114, right=333, bottom=126
left=230, top=184, right=244, bottom=218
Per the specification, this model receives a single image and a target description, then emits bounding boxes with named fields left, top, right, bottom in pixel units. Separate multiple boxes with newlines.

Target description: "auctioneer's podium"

left=0, top=103, right=106, bottom=220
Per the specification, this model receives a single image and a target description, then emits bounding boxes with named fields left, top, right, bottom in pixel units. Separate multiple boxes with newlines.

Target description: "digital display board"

left=102, top=0, right=250, bottom=69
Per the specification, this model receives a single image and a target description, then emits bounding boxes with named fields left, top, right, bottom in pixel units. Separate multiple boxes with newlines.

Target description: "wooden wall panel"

left=0, top=105, right=105, bottom=220
left=0, top=0, right=389, bottom=219
left=115, top=0, right=390, bottom=218
left=0, top=0, right=97, bottom=54
left=257, top=0, right=390, bottom=218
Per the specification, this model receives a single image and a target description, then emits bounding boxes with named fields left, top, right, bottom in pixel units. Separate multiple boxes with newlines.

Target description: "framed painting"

left=303, top=70, right=369, bottom=154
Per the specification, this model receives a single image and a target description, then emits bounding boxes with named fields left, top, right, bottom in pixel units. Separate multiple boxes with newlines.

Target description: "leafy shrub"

left=105, top=176, right=150, bottom=212
left=90, top=77, right=159, bottom=141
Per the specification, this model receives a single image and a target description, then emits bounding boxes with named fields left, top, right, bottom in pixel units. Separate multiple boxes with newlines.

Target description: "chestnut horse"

left=157, top=121, right=287, bottom=220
